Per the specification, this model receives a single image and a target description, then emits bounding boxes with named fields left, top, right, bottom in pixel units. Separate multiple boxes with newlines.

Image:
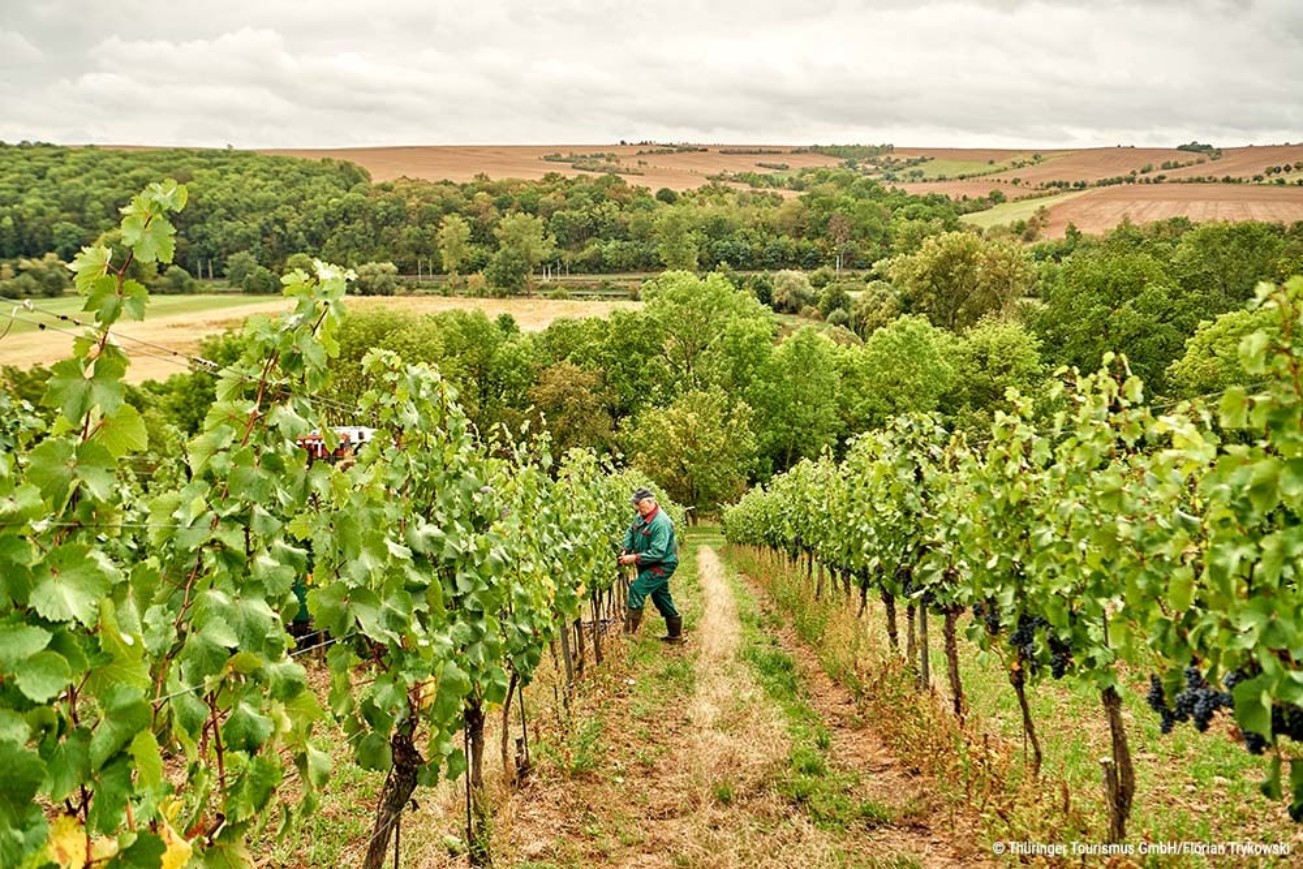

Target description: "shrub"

left=772, top=270, right=816, bottom=313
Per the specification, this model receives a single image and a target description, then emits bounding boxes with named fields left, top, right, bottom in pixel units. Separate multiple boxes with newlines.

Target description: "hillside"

left=257, top=142, right=1303, bottom=237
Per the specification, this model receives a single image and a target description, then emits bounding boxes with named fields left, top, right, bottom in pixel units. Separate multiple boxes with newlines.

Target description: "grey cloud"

left=0, top=0, right=1298, bottom=148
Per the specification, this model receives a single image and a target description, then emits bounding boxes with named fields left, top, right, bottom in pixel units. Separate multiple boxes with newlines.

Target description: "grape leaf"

left=14, top=649, right=72, bottom=703
left=29, top=544, right=113, bottom=626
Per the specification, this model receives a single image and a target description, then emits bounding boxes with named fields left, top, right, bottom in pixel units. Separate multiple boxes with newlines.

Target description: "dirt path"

left=500, top=542, right=989, bottom=867
left=762, top=612, right=994, bottom=867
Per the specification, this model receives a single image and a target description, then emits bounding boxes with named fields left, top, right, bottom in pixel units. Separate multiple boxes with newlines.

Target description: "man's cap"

left=630, top=487, right=656, bottom=505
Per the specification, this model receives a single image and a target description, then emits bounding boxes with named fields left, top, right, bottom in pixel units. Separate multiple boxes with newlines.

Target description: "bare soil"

left=1041, top=182, right=1303, bottom=237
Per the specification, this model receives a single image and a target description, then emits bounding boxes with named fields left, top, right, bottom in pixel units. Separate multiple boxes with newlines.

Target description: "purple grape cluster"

left=1048, top=635, right=1073, bottom=680
left=972, top=599, right=1001, bottom=636
left=1009, top=614, right=1048, bottom=665
left=1147, top=675, right=1179, bottom=734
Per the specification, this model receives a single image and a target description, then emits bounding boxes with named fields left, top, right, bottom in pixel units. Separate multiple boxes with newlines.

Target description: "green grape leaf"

left=445, top=747, right=467, bottom=782
left=70, top=244, right=112, bottom=292
left=103, top=831, right=166, bottom=869
left=85, top=274, right=125, bottom=323
left=356, top=732, right=392, bottom=771
left=45, top=728, right=91, bottom=802
left=14, top=649, right=72, bottom=703
left=92, top=403, right=148, bottom=458
left=119, top=206, right=175, bottom=265
left=304, top=744, right=330, bottom=789
left=29, top=544, right=113, bottom=626
left=1262, top=754, right=1283, bottom=800
left=1232, top=676, right=1274, bottom=738
left=1287, top=760, right=1303, bottom=822
left=73, top=441, right=118, bottom=503
left=129, top=729, right=164, bottom=792
left=43, top=355, right=126, bottom=423
left=90, top=599, right=150, bottom=694
left=26, top=438, right=75, bottom=508
left=120, top=279, right=148, bottom=322
left=223, top=702, right=274, bottom=753
left=0, top=740, right=46, bottom=825
left=228, top=754, right=282, bottom=822
left=0, top=622, right=51, bottom=670
left=88, top=686, right=150, bottom=770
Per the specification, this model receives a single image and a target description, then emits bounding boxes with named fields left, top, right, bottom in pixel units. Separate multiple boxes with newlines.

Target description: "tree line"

left=0, top=143, right=966, bottom=292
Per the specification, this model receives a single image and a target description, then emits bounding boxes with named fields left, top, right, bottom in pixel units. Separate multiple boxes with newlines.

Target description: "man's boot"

left=624, top=608, right=643, bottom=635
left=660, top=615, right=683, bottom=644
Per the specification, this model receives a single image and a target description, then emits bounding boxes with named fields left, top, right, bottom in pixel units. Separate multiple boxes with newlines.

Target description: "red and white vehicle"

left=296, top=426, right=377, bottom=464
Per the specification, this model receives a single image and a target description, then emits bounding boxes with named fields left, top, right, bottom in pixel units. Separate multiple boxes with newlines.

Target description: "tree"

left=818, top=282, right=853, bottom=318
left=528, top=362, right=615, bottom=454
left=653, top=207, right=699, bottom=271
left=941, top=318, right=1044, bottom=433
left=494, top=213, right=554, bottom=293
left=1166, top=305, right=1275, bottom=397
left=624, top=389, right=757, bottom=515
left=881, top=231, right=1033, bottom=331
left=158, top=263, right=197, bottom=294
left=771, top=269, right=816, bottom=313
left=838, top=315, right=956, bottom=433
left=242, top=264, right=279, bottom=294
left=353, top=261, right=400, bottom=296
left=224, top=250, right=259, bottom=285
left=285, top=252, right=315, bottom=274
left=642, top=271, right=772, bottom=393
left=437, top=214, right=471, bottom=286
left=850, top=280, right=900, bottom=337
left=484, top=246, right=529, bottom=296
left=752, top=327, right=842, bottom=472
left=1034, top=249, right=1198, bottom=395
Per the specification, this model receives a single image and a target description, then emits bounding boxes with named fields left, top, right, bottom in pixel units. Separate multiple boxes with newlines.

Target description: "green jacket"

left=622, top=506, right=679, bottom=577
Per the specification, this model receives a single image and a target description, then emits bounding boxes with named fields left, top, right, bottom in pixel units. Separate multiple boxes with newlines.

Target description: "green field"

left=960, top=189, right=1089, bottom=228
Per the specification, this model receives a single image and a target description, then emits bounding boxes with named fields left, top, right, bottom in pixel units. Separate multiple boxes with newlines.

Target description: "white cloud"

left=0, top=0, right=1297, bottom=147
left=0, top=28, right=43, bottom=66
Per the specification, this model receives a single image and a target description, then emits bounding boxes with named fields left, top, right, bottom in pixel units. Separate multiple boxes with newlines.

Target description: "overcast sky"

left=0, top=0, right=1298, bottom=149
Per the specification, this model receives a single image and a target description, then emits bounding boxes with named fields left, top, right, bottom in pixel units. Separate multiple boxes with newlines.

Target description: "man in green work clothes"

left=618, top=487, right=683, bottom=643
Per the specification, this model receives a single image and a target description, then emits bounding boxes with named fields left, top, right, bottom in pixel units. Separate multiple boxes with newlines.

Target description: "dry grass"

left=724, top=545, right=1303, bottom=867
left=0, top=294, right=639, bottom=384
left=258, top=144, right=843, bottom=192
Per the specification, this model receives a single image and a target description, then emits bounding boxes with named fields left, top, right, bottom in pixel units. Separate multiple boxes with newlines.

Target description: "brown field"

left=891, top=146, right=1076, bottom=163
left=1162, top=144, right=1303, bottom=180
left=896, top=179, right=1047, bottom=201
left=0, top=295, right=639, bottom=384
left=983, top=147, right=1197, bottom=185
left=259, top=144, right=842, bottom=192
left=1042, top=183, right=1303, bottom=237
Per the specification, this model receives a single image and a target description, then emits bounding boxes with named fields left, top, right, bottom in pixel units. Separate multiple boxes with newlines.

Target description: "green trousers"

left=628, top=570, right=679, bottom=619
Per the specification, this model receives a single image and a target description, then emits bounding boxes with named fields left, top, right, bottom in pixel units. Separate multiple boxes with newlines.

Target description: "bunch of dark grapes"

left=1048, top=635, right=1073, bottom=680
left=1009, top=614, right=1047, bottom=666
left=972, top=600, right=1001, bottom=636
left=1146, top=675, right=1178, bottom=734
left=1271, top=704, right=1303, bottom=743
left=1149, top=666, right=1237, bottom=737
left=1172, top=665, right=1232, bottom=732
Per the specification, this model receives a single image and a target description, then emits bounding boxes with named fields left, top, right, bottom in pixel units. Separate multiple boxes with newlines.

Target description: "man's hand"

left=618, top=554, right=638, bottom=566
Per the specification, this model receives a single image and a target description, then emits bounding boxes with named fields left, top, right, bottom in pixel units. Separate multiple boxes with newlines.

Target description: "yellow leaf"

left=47, top=814, right=87, bottom=867
left=159, top=797, right=194, bottom=869
left=160, top=821, right=193, bottom=869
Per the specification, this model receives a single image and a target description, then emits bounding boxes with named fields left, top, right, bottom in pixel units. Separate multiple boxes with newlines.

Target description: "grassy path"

left=498, top=530, right=984, bottom=867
